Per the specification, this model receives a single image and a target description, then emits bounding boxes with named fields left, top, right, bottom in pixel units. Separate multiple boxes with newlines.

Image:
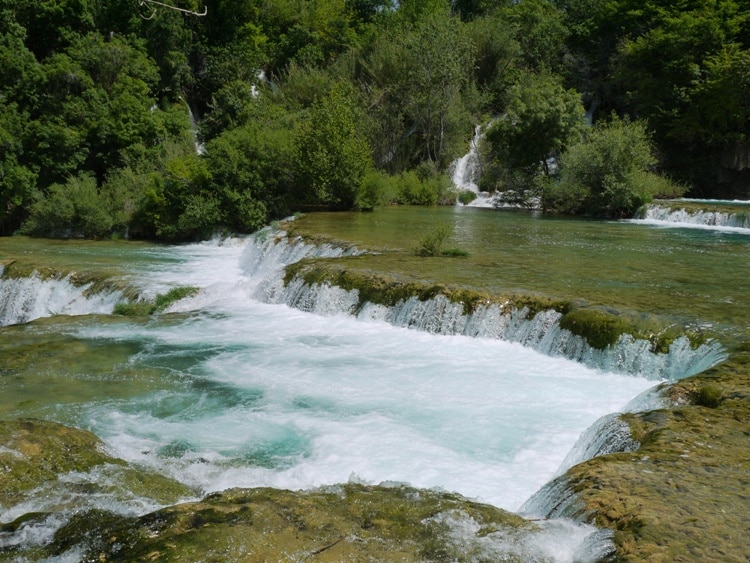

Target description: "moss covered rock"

left=46, top=484, right=534, bottom=562
left=0, top=419, right=194, bottom=515
left=555, top=351, right=750, bottom=561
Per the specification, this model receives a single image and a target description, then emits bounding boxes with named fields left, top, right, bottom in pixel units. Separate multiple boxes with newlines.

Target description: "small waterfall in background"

left=183, top=98, right=205, bottom=155
left=635, top=200, right=750, bottom=232
left=450, top=123, right=541, bottom=209
left=0, top=269, right=124, bottom=327
left=451, top=125, right=494, bottom=208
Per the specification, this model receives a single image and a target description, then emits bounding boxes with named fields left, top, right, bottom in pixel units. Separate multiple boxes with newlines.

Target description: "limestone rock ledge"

left=530, top=350, right=750, bottom=562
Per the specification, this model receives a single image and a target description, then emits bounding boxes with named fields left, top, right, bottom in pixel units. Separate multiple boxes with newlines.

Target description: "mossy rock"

left=285, top=259, right=571, bottom=318
left=557, top=307, right=705, bottom=352
left=0, top=419, right=194, bottom=513
left=283, top=260, right=711, bottom=352
left=0, top=419, right=115, bottom=507
left=555, top=352, right=750, bottom=561
left=44, top=484, right=534, bottom=562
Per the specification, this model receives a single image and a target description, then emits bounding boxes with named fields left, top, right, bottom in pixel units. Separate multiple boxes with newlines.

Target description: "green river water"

left=288, top=206, right=750, bottom=347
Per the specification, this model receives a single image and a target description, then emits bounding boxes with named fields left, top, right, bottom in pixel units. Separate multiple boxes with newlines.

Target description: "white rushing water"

left=0, top=270, right=123, bottom=326
left=58, top=231, right=653, bottom=511
left=632, top=201, right=750, bottom=233
left=0, top=228, right=723, bottom=560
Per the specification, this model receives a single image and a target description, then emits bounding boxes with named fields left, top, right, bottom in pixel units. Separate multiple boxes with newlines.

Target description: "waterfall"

left=238, top=230, right=726, bottom=381
left=637, top=202, right=750, bottom=231
left=450, top=124, right=542, bottom=209
left=553, top=413, right=639, bottom=477
left=451, top=125, right=482, bottom=195
left=0, top=272, right=124, bottom=327
left=182, top=97, right=205, bottom=155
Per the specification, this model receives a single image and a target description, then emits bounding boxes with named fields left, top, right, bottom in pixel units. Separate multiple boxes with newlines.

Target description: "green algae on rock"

left=44, top=484, right=535, bottom=562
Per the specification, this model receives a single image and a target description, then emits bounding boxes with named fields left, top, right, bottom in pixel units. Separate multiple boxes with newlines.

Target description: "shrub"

left=20, top=173, right=113, bottom=238
left=548, top=117, right=686, bottom=218
left=356, top=170, right=391, bottom=210
left=415, top=224, right=452, bottom=256
left=457, top=190, right=477, bottom=205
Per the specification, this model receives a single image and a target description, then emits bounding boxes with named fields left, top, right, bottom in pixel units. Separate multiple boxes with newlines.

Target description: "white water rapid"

left=0, top=227, right=726, bottom=560
left=0, top=267, right=124, bottom=326
left=633, top=200, right=750, bottom=233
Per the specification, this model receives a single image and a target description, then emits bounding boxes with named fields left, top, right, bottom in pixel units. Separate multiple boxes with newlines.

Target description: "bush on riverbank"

left=544, top=117, right=686, bottom=218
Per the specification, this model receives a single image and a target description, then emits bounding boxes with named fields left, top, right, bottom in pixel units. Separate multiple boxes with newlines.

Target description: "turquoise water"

left=1, top=208, right=746, bottom=558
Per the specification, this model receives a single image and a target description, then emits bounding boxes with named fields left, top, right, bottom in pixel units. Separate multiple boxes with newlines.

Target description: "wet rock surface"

left=558, top=350, right=750, bottom=561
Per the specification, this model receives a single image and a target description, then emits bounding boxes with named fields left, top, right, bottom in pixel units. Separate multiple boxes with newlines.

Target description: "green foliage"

left=547, top=117, right=686, bottom=218
left=20, top=174, right=113, bottom=238
left=483, top=72, right=587, bottom=191
left=561, top=0, right=750, bottom=192
left=466, top=14, right=520, bottom=107
left=0, top=0, right=747, bottom=239
left=458, top=190, right=477, bottom=205
left=293, top=83, right=373, bottom=209
left=414, top=223, right=452, bottom=256
left=502, top=0, right=568, bottom=73
left=356, top=170, right=391, bottom=210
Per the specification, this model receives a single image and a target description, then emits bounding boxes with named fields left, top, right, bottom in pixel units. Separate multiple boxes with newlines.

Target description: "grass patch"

left=114, top=286, right=199, bottom=317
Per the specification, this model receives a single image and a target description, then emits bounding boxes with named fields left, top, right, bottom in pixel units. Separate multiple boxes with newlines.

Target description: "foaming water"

left=0, top=227, right=726, bottom=559
left=632, top=202, right=750, bottom=233
left=75, top=302, right=653, bottom=511
left=0, top=274, right=122, bottom=326
left=0, top=232, right=647, bottom=515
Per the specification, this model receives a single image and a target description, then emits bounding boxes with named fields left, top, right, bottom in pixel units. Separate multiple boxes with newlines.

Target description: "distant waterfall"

left=451, top=125, right=482, bottom=195
left=239, top=230, right=726, bottom=381
left=183, top=99, right=205, bottom=156
left=637, top=201, right=750, bottom=231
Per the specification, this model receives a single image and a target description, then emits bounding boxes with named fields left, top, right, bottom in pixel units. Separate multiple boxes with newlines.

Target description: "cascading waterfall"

left=223, top=227, right=726, bottom=544
left=451, top=125, right=482, bottom=195
left=0, top=269, right=123, bottom=327
left=637, top=201, right=750, bottom=231
left=240, top=230, right=726, bottom=381
left=0, top=223, right=732, bottom=560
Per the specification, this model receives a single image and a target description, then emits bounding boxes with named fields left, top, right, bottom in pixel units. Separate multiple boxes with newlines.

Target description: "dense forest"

left=1, top=0, right=748, bottom=240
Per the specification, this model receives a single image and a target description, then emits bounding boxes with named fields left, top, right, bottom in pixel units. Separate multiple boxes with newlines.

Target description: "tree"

left=502, top=0, right=568, bottom=73
left=483, top=72, right=587, bottom=184
left=293, top=83, right=373, bottom=209
left=546, top=117, right=685, bottom=217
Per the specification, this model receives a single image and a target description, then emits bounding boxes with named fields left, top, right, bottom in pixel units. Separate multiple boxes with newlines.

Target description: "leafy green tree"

left=547, top=117, right=685, bottom=217
left=204, top=112, right=296, bottom=224
left=358, top=2, right=475, bottom=171
left=0, top=105, right=37, bottom=234
left=293, top=83, right=373, bottom=209
left=483, top=72, right=586, bottom=188
left=402, top=6, right=475, bottom=167
left=20, top=173, right=113, bottom=238
left=502, top=0, right=568, bottom=72
left=467, top=13, right=520, bottom=108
